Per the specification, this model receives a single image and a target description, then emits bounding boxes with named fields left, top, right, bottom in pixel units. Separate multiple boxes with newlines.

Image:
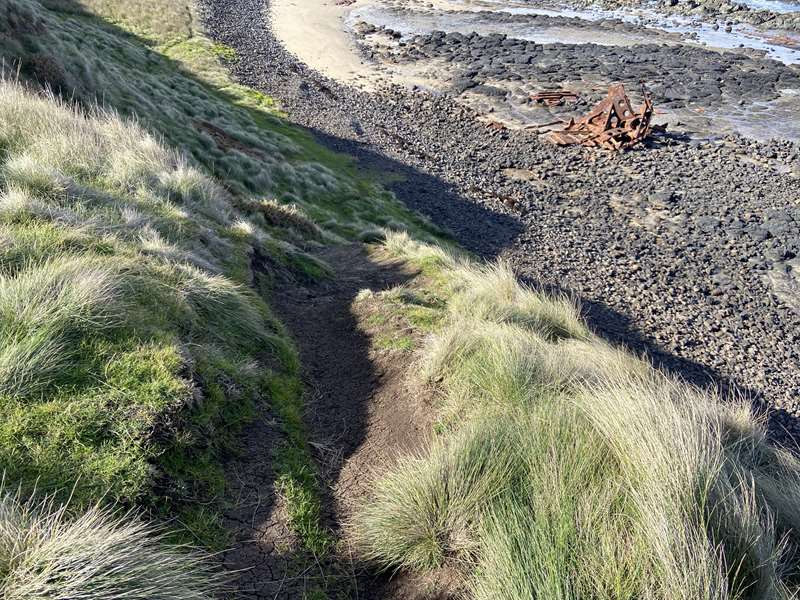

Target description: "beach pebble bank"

left=198, top=0, right=800, bottom=446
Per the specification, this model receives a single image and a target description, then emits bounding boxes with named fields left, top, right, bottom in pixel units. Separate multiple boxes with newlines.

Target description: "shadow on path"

left=226, top=244, right=417, bottom=598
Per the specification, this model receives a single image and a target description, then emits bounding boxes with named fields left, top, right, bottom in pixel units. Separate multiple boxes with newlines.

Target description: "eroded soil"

left=221, top=245, right=436, bottom=598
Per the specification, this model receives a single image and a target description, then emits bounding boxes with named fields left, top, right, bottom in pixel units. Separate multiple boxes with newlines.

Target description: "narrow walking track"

left=273, top=245, right=428, bottom=532
left=221, top=246, right=431, bottom=598
left=200, top=0, right=800, bottom=438
left=198, top=0, right=800, bottom=595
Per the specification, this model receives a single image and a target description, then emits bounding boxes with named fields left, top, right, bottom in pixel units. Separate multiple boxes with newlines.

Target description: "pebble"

left=198, top=0, right=800, bottom=442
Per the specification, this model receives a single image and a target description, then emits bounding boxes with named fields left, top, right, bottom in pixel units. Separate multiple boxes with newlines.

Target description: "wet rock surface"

left=558, top=0, right=800, bottom=31
left=381, top=29, right=800, bottom=109
left=198, top=0, right=800, bottom=450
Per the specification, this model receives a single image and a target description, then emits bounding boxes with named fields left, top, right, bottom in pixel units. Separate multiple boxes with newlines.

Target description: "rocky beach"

left=199, top=0, right=799, bottom=439
left=6, top=1, right=800, bottom=598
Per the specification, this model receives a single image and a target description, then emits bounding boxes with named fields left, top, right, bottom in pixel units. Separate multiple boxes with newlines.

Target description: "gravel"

left=198, top=0, right=800, bottom=441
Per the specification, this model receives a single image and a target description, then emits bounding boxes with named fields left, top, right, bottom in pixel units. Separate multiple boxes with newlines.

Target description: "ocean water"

left=350, top=4, right=658, bottom=46
left=465, top=0, right=800, bottom=64
left=350, top=0, right=800, bottom=64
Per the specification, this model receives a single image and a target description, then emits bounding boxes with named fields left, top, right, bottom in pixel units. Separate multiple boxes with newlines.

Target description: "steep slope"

left=0, top=0, right=438, bottom=559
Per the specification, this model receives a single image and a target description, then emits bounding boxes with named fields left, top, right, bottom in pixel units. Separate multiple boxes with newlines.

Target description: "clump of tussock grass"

left=354, top=416, right=523, bottom=572
left=356, top=233, right=800, bottom=599
left=0, top=83, right=231, bottom=227
left=379, top=230, right=461, bottom=273
left=174, top=263, right=276, bottom=348
left=250, top=199, right=321, bottom=237
left=0, top=487, right=222, bottom=599
left=382, top=232, right=584, bottom=340
left=419, top=321, right=557, bottom=419
left=0, top=85, right=163, bottom=187
left=0, top=256, right=119, bottom=398
left=158, top=166, right=229, bottom=224
left=2, top=156, right=70, bottom=199
left=0, top=187, right=79, bottom=228
left=447, top=261, right=587, bottom=341
left=468, top=403, right=639, bottom=600
left=577, top=377, right=799, bottom=600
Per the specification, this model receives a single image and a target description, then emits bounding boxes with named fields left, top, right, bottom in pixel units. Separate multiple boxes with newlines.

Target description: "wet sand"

left=270, top=0, right=377, bottom=88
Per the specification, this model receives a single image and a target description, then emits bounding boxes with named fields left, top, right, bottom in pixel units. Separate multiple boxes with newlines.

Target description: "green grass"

left=11, top=1, right=789, bottom=598
left=355, top=278, right=446, bottom=356
left=268, top=374, right=334, bottom=557
left=355, top=232, right=800, bottom=600
left=404, top=306, right=442, bottom=331
left=209, top=42, right=237, bottom=62
left=375, top=335, right=415, bottom=352
left=0, top=0, right=442, bottom=577
left=0, top=486, right=224, bottom=599
left=38, top=0, right=197, bottom=42
left=0, top=80, right=294, bottom=543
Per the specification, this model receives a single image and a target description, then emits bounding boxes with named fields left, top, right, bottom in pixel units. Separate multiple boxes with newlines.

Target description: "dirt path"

left=221, top=244, right=432, bottom=598
left=276, top=246, right=429, bottom=524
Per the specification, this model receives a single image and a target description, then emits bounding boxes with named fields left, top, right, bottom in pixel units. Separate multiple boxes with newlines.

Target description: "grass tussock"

left=0, top=0, right=444, bottom=590
left=0, top=256, right=119, bottom=398
left=0, top=486, right=221, bottom=599
left=250, top=199, right=322, bottom=238
left=0, top=80, right=296, bottom=545
left=356, top=232, right=800, bottom=600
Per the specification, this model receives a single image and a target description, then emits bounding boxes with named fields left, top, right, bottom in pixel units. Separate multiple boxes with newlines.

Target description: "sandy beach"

left=270, top=0, right=378, bottom=88
left=270, top=0, right=459, bottom=93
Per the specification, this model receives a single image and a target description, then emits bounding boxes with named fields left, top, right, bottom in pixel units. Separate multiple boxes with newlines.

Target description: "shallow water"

left=731, top=0, right=800, bottom=14
left=464, top=0, right=800, bottom=64
left=349, top=5, right=658, bottom=46
left=348, top=0, right=800, bottom=141
left=352, top=0, right=800, bottom=63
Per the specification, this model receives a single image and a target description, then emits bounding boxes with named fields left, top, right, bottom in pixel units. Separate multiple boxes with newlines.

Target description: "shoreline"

left=269, top=0, right=800, bottom=139
left=270, top=0, right=459, bottom=94
left=200, top=0, right=800, bottom=449
left=270, top=0, right=378, bottom=89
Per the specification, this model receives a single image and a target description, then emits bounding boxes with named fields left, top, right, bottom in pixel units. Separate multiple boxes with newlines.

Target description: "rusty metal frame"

left=545, top=84, right=655, bottom=151
left=531, top=90, right=580, bottom=107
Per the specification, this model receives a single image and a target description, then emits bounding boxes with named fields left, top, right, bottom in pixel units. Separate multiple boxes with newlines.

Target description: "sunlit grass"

left=356, top=232, right=800, bottom=599
left=0, top=486, right=223, bottom=599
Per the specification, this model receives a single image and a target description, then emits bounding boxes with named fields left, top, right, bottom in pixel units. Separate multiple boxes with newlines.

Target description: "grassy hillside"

left=355, top=233, right=800, bottom=600
left=2, top=0, right=432, bottom=237
left=3, top=0, right=800, bottom=598
left=0, top=0, right=437, bottom=570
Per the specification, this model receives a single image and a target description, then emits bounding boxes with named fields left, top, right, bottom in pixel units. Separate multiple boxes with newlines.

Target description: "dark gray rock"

left=198, top=0, right=800, bottom=449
